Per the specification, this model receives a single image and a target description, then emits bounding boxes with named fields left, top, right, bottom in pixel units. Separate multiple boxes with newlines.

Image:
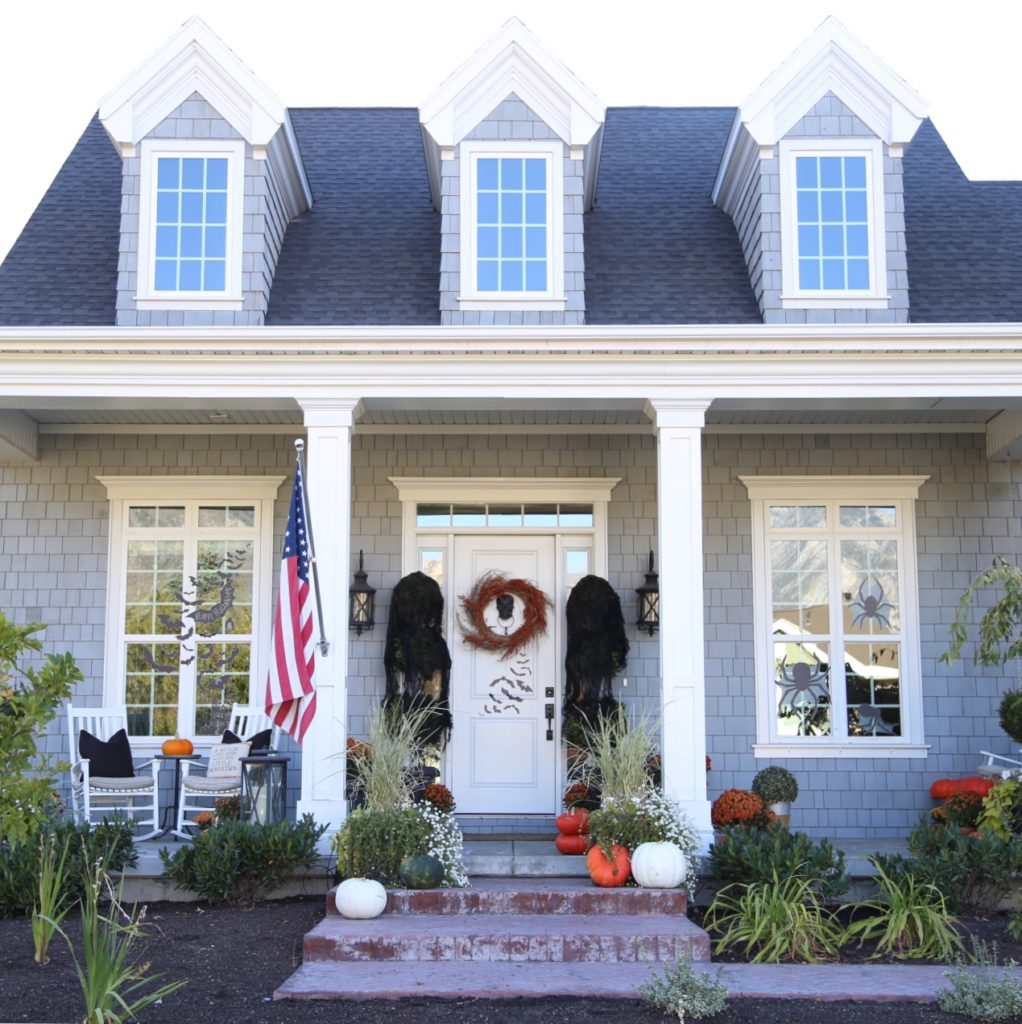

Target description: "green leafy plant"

left=332, top=803, right=467, bottom=887
left=580, top=708, right=657, bottom=804
left=751, top=765, right=798, bottom=804
left=944, top=557, right=1022, bottom=671
left=160, top=814, right=326, bottom=906
left=875, top=820, right=1022, bottom=917
left=939, top=936, right=1022, bottom=1021
left=638, top=952, right=728, bottom=1023
left=0, top=614, right=83, bottom=845
left=31, top=830, right=71, bottom=964
left=998, top=690, right=1022, bottom=746
left=709, top=822, right=848, bottom=900
left=933, top=791, right=985, bottom=830
left=978, top=779, right=1022, bottom=839
left=840, top=859, right=962, bottom=960
left=0, top=817, right=138, bottom=919
left=704, top=873, right=843, bottom=963
left=52, top=858, right=186, bottom=1023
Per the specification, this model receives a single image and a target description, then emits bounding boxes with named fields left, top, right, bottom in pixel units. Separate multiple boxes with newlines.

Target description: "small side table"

left=240, top=755, right=289, bottom=825
left=154, top=753, right=197, bottom=840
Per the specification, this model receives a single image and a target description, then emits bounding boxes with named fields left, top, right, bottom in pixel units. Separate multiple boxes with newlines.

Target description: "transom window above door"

left=416, top=502, right=593, bottom=528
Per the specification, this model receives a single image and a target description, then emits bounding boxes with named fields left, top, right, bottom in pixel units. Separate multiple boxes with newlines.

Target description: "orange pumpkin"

left=161, top=737, right=194, bottom=756
left=555, top=809, right=591, bottom=836
left=586, top=844, right=631, bottom=887
left=958, top=776, right=995, bottom=798
left=554, top=834, right=588, bottom=856
left=929, top=779, right=956, bottom=800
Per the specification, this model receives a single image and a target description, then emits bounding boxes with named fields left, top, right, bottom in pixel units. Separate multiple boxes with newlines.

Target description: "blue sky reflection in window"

left=477, top=157, right=547, bottom=292
left=154, top=157, right=228, bottom=291
left=796, top=156, right=869, bottom=291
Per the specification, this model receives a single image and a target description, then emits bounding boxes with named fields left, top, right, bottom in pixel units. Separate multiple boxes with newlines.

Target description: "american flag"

left=265, top=458, right=317, bottom=744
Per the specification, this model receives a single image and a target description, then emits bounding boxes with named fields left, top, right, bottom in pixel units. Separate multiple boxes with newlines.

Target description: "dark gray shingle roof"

left=1, top=108, right=1019, bottom=326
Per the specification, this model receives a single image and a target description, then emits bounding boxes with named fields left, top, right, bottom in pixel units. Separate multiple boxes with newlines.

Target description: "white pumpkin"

left=630, top=842, right=687, bottom=889
left=334, top=877, right=388, bottom=919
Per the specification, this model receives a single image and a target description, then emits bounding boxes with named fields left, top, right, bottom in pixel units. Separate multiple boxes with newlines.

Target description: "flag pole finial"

left=294, top=437, right=305, bottom=454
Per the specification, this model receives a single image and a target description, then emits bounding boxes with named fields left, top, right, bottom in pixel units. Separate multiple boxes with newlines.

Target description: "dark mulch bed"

left=0, top=896, right=1004, bottom=1024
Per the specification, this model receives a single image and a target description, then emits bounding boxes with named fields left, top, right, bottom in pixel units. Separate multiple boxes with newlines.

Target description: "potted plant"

left=751, top=765, right=799, bottom=826
left=710, top=788, right=775, bottom=830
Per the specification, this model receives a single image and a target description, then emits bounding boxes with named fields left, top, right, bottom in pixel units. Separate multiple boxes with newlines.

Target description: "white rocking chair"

left=67, top=703, right=161, bottom=841
left=173, top=703, right=281, bottom=838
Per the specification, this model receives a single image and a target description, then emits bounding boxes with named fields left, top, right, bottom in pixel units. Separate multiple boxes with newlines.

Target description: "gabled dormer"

left=713, top=17, right=927, bottom=324
left=99, top=17, right=310, bottom=326
left=420, top=19, right=605, bottom=325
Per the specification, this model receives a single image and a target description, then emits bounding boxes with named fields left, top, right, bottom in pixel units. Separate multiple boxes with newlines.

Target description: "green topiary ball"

left=998, top=690, right=1022, bottom=745
left=751, top=765, right=799, bottom=804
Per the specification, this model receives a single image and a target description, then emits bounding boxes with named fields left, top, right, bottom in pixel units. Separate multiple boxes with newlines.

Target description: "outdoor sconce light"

left=636, top=550, right=660, bottom=636
left=348, top=549, right=376, bottom=635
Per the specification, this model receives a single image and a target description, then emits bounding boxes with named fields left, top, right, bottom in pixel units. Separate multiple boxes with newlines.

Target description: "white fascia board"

left=98, top=15, right=307, bottom=204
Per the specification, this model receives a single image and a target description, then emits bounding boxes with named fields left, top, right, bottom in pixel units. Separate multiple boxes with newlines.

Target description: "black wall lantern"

left=349, top=550, right=376, bottom=635
left=636, top=550, right=660, bottom=636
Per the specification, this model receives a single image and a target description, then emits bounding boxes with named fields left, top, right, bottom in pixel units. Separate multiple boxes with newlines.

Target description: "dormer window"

left=779, top=139, right=888, bottom=308
left=135, top=140, right=245, bottom=310
left=459, top=140, right=565, bottom=310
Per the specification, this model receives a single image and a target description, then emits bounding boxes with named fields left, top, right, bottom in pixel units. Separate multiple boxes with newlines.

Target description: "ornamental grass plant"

left=580, top=708, right=657, bottom=805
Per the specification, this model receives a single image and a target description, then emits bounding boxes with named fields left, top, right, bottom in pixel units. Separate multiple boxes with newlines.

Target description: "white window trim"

left=98, top=475, right=282, bottom=751
left=778, top=138, right=889, bottom=309
left=741, top=475, right=929, bottom=759
left=135, top=139, right=246, bottom=311
left=458, top=140, right=566, bottom=310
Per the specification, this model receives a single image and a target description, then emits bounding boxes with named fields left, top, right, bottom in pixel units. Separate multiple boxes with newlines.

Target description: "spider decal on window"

left=848, top=576, right=896, bottom=630
left=776, top=654, right=830, bottom=711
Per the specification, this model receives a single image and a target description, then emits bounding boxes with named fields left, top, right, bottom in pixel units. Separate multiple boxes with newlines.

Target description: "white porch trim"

left=645, top=399, right=713, bottom=851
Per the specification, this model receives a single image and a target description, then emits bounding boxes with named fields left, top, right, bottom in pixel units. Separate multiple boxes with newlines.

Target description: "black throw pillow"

left=221, top=727, right=273, bottom=754
left=79, top=728, right=135, bottom=778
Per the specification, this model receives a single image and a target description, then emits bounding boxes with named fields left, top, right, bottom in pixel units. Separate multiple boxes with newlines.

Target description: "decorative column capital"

left=644, top=398, right=711, bottom=430
left=298, top=397, right=364, bottom=430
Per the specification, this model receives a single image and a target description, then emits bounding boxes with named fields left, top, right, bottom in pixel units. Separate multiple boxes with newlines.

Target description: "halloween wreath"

left=458, top=571, right=551, bottom=661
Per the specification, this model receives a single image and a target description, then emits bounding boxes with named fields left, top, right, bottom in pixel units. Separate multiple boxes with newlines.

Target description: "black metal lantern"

left=349, top=549, right=376, bottom=635
left=240, top=755, right=288, bottom=826
left=636, top=550, right=660, bottom=636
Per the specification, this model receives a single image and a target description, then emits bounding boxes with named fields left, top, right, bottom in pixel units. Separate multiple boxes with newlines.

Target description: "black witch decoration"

left=383, top=571, right=453, bottom=748
left=563, top=575, right=629, bottom=729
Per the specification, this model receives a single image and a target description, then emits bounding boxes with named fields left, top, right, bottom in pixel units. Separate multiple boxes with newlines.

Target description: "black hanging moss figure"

left=383, top=571, right=453, bottom=748
left=563, top=575, right=629, bottom=729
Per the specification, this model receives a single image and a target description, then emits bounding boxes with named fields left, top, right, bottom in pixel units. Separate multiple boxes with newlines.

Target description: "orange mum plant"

left=710, top=788, right=775, bottom=830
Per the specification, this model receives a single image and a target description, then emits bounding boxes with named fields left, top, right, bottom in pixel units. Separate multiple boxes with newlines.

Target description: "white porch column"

left=296, top=398, right=362, bottom=835
left=645, top=399, right=713, bottom=850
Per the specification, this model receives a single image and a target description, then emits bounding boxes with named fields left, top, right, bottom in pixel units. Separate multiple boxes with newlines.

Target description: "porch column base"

left=297, top=798, right=348, bottom=853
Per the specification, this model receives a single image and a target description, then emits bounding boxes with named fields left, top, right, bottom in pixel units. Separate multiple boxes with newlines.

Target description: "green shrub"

left=709, top=822, right=848, bottom=900
left=998, top=690, right=1022, bottom=747
left=0, top=614, right=83, bottom=845
left=978, top=779, right=1022, bottom=840
left=840, top=859, right=963, bottom=960
left=639, top=953, right=728, bottom=1021
left=876, top=820, right=1022, bottom=916
left=751, top=765, right=798, bottom=804
left=704, top=873, right=843, bottom=963
left=939, top=937, right=1022, bottom=1021
left=160, top=814, right=326, bottom=906
left=0, top=817, right=137, bottom=918
left=333, top=803, right=468, bottom=887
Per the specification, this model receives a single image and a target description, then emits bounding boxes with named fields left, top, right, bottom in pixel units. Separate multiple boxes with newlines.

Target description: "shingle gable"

left=0, top=116, right=120, bottom=326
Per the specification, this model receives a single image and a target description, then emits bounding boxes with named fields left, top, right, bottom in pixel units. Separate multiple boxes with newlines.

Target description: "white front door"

left=450, top=534, right=558, bottom=815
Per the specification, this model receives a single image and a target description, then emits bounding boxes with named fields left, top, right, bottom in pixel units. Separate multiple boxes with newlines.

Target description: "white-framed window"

left=742, top=476, right=929, bottom=758
left=458, top=140, right=565, bottom=310
left=778, top=139, right=888, bottom=309
left=135, top=139, right=246, bottom=310
left=98, top=476, right=282, bottom=744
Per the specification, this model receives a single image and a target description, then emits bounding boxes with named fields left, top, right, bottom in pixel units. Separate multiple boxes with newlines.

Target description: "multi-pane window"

left=795, top=155, right=869, bottom=291
left=102, top=478, right=279, bottom=743
left=744, top=477, right=926, bottom=756
left=154, top=156, right=229, bottom=292
left=476, top=157, right=548, bottom=293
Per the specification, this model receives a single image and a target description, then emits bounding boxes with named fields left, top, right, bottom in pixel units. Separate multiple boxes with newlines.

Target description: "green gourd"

left=399, top=853, right=444, bottom=889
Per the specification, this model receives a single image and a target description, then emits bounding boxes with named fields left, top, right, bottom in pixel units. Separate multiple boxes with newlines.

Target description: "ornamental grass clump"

left=580, top=708, right=657, bottom=805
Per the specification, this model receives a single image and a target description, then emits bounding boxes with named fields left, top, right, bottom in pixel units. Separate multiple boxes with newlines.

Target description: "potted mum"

left=751, top=766, right=799, bottom=827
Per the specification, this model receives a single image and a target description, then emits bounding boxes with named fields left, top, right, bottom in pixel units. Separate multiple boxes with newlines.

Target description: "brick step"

left=304, top=911, right=709, bottom=963
left=326, top=877, right=688, bottom=916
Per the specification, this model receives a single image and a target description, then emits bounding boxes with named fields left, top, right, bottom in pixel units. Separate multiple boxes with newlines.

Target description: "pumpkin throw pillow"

left=79, top=728, right=135, bottom=778
left=221, top=727, right=272, bottom=754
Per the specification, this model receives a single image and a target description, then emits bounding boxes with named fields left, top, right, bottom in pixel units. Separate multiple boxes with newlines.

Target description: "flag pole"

left=294, top=438, right=330, bottom=657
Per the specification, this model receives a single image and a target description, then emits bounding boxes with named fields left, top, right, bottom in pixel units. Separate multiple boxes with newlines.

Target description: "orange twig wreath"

left=457, top=572, right=551, bottom=661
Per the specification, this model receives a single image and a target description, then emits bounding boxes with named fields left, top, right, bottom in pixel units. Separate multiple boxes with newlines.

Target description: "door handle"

left=545, top=702, right=555, bottom=741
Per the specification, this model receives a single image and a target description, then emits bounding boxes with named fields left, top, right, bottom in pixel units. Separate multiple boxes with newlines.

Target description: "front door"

left=450, top=534, right=558, bottom=814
